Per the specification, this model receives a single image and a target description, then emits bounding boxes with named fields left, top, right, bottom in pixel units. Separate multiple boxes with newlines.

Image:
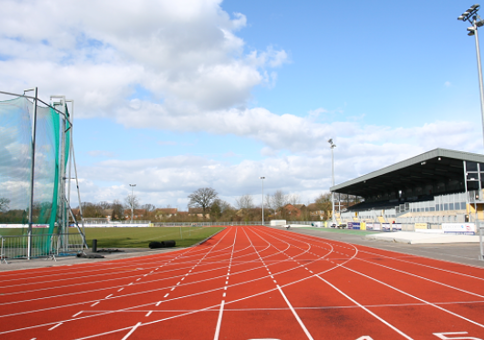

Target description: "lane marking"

left=105, top=294, right=113, bottom=299
left=315, top=275, right=412, bottom=339
left=343, top=265, right=484, bottom=329
left=213, top=300, right=225, bottom=340
left=90, top=302, right=99, bottom=307
left=121, top=322, right=142, bottom=340
left=145, top=311, right=152, bottom=317
left=118, top=288, right=124, bottom=292
left=156, top=301, right=162, bottom=306
left=72, top=311, right=82, bottom=317
left=48, top=322, right=63, bottom=331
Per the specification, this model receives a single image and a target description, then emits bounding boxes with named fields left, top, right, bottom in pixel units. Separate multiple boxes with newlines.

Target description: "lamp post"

left=328, top=139, right=336, bottom=225
left=129, top=183, right=136, bottom=223
left=259, top=177, right=265, bottom=225
left=458, top=4, right=484, bottom=148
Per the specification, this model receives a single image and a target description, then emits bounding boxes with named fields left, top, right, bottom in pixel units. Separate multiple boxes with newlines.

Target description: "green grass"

left=0, top=226, right=225, bottom=248
left=301, top=227, right=377, bottom=236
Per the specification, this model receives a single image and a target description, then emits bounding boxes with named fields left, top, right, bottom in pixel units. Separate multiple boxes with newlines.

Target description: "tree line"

left=0, top=188, right=361, bottom=224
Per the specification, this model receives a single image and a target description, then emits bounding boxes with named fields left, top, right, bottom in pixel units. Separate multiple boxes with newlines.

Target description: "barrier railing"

left=0, top=233, right=85, bottom=263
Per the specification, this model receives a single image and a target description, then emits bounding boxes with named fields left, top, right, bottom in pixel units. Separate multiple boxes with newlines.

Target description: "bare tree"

left=0, top=198, right=10, bottom=212
left=141, top=203, right=156, bottom=212
left=287, top=194, right=300, bottom=205
left=188, top=187, right=218, bottom=219
left=111, top=200, right=124, bottom=221
left=125, top=194, right=140, bottom=222
left=315, top=192, right=332, bottom=220
left=235, top=194, right=254, bottom=210
left=269, top=190, right=288, bottom=211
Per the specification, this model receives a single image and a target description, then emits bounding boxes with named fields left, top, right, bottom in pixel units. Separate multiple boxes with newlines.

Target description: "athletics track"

left=0, top=225, right=484, bottom=340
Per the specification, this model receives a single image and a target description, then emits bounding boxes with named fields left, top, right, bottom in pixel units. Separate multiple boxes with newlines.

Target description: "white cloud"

left=71, top=119, right=482, bottom=209
left=0, top=0, right=287, bottom=118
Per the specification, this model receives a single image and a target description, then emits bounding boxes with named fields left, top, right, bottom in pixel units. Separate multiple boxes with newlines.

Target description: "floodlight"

left=477, top=20, right=484, bottom=27
left=458, top=15, right=465, bottom=20
left=468, top=27, right=477, bottom=32
left=328, top=138, right=333, bottom=144
left=463, top=11, right=470, bottom=16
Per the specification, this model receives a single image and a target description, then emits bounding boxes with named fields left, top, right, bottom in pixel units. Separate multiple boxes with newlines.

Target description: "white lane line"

left=244, top=227, right=314, bottom=340
left=171, top=287, right=175, bottom=291
left=145, top=311, right=152, bottom=317
left=315, top=275, right=413, bottom=339
left=136, top=278, right=141, bottom=281
left=343, top=265, right=484, bottom=329
left=72, top=311, right=82, bottom=317
left=276, top=284, right=313, bottom=339
left=105, top=294, right=113, bottom=299
left=90, top=301, right=99, bottom=307
left=121, top=322, right=142, bottom=340
left=213, top=300, right=225, bottom=340
left=164, top=293, right=169, bottom=298
left=48, top=322, right=63, bottom=331
left=118, top=288, right=124, bottom=292
left=156, top=301, right=162, bottom=306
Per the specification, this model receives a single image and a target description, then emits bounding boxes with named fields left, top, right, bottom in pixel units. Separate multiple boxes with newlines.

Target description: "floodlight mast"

left=458, top=4, right=484, bottom=149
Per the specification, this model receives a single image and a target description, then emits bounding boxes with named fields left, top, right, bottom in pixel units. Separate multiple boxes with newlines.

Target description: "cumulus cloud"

left=71, top=119, right=481, bottom=208
left=0, top=0, right=288, bottom=118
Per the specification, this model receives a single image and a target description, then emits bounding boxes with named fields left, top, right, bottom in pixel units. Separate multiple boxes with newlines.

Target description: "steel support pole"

left=331, top=146, right=335, bottom=224
left=474, top=27, right=484, bottom=150
left=27, top=87, right=39, bottom=260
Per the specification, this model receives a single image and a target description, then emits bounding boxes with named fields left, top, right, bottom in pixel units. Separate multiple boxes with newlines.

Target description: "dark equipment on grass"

left=149, top=240, right=176, bottom=249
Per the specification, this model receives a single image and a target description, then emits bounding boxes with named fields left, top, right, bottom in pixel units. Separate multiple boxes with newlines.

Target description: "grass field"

left=0, top=226, right=225, bottom=248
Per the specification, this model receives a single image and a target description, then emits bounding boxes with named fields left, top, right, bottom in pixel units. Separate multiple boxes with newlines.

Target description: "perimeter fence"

left=0, top=233, right=84, bottom=263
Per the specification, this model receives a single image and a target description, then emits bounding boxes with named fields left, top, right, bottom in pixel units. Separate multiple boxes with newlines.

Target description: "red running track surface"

left=1, top=225, right=484, bottom=340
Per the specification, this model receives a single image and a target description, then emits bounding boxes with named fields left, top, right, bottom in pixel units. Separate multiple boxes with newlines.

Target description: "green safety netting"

left=0, top=96, right=70, bottom=237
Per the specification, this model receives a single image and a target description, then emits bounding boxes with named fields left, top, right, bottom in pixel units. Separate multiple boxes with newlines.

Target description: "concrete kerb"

left=0, top=247, right=182, bottom=272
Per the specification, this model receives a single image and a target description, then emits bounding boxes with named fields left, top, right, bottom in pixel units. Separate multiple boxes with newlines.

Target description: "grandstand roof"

left=331, top=148, right=484, bottom=199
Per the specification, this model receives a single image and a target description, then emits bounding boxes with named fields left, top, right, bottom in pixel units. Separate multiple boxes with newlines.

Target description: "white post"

left=26, top=87, right=38, bottom=260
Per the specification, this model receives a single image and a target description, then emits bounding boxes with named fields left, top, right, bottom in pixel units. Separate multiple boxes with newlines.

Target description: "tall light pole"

left=458, top=4, right=484, bottom=148
left=328, top=139, right=336, bottom=225
left=129, top=183, right=136, bottom=223
left=259, top=177, right=265, bottom=225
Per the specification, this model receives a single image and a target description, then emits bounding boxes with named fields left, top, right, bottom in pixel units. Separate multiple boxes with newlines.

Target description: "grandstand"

left=331, top=148, right=484, bottom=231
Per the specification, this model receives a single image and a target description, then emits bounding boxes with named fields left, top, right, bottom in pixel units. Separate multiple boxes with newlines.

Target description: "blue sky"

left=1, top=0, right=483, bottom=210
